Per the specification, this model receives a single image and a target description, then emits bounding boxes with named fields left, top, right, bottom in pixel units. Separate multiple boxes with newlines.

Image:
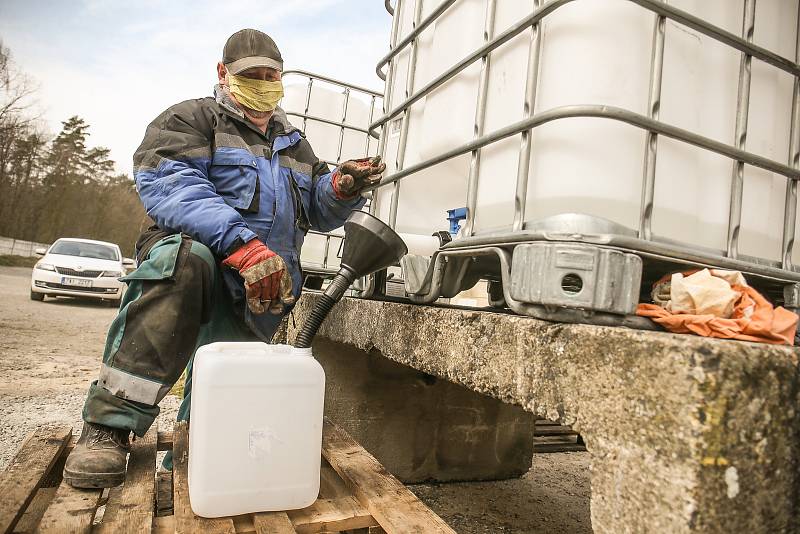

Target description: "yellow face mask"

left=226, top=74, right=284, bottom=112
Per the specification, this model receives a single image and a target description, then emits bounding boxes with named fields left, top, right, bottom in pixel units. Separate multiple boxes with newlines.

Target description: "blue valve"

left=446, top=207, right=468, bottom=236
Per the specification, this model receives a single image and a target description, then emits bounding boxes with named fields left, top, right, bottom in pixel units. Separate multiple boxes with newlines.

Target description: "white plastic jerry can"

left=187, top=342, right=325, bottom=518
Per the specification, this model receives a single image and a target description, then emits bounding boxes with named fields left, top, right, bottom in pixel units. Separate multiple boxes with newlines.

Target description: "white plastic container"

left=188, top=342, right=325, bottom=518
left=377, top=0, right=797, bottom=263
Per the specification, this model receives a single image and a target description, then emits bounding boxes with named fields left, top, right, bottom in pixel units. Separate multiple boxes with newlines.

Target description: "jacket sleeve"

left=133, top=100, right=257, bottom=255
left=300, top=143, right=366, bottom=232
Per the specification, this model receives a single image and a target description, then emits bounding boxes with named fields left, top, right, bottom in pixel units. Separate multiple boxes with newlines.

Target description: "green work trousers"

left=81, top=234, right=273, bottom=439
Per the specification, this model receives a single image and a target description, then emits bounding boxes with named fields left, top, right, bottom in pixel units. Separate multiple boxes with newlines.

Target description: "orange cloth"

left=637, top=274, right=798, bottom=346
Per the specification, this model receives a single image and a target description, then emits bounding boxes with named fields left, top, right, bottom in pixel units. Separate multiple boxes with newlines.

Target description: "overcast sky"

left=0, top=0, right=392, bottom=174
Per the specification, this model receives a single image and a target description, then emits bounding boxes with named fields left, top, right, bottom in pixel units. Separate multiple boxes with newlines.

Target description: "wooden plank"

left=232, top=514, right=256, bottom=533
left=172, top=422, right=235, bottom=534
left=155, top=471, right=174, bottom=517
left=534, top=426, right=578, bottom=437
left=61, top=434, right=80, bottom=456
left=95, top=424, right=158, bottom=533
left=534, top=443, right=587, bottom=453
left=153, top=515, right=175, bottom=534
left=287, top=496, right=378, bottom=534
left=156, top=431, right=173, bottom=452
left=11, top=487, right=57, bottom=534
left=321, top=419, right=455, bottom=534
left=535, top=419, right=559, bottom=426
left=35, top=482, right=103, bottom=533
left=252, top=513, right=296, bottom=534
left=97, top=487, right=121, bottom=525
left=0, top=425, right=71, bottom=534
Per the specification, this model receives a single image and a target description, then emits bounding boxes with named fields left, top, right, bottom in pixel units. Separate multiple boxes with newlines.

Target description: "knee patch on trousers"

left=98, top=235, right=215, bottom=404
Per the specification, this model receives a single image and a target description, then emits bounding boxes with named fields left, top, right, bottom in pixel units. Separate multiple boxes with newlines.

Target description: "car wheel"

left=30, top=290, right=45, bottom=301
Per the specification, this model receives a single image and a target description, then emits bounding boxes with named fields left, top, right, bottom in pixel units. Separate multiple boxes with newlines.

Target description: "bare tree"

left=0, top=41, right=38, bottom=127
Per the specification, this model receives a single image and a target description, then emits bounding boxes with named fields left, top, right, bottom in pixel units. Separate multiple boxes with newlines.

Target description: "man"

left=63, top=29, right=385, bottom=488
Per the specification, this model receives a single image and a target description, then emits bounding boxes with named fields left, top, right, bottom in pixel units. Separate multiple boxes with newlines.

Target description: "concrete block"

left=290, top=294, right=800, bottom=533
left=311, top=338, right=535, bottom=483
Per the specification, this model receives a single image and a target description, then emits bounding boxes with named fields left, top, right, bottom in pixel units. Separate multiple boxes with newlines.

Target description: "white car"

left=30, top=238, right=135, bottom=306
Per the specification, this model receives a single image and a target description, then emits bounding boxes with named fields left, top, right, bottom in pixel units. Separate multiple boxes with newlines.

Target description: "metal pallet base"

left=390, top=215, right=800, bottom=329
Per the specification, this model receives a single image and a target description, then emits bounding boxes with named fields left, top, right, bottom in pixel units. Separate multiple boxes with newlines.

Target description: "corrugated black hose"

left=294, top=267, right=356, bottom=349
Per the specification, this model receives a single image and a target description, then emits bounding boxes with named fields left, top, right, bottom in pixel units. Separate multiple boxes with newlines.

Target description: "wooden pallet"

left=533, top=419, right=587, bottom=453
left=0, top=419, right=455, bottom=534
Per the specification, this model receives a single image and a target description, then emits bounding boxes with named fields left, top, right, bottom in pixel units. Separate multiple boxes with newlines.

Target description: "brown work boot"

left=63, top=422, right=131, bottom=488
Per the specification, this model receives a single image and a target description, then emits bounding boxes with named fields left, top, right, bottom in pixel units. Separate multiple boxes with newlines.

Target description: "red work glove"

left=222, top=239, right=295, bottom=315
left=332, top=156, right=387, bottom=199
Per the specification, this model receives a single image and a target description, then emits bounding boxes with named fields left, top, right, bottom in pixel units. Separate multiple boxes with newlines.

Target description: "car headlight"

left=101, top=270, right=123, bottom=278
left=35, top=262, right=55, bottom=271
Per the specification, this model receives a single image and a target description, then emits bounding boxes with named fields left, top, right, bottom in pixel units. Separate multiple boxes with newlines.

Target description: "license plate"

left=62, top=277, right=92, bottom=288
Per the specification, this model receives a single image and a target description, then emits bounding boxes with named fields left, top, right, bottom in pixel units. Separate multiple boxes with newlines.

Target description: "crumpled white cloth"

left=652, top=268, right=751, bottom=319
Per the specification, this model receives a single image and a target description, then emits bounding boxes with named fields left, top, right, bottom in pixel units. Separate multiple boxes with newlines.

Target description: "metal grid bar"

left=365, top=95, right=377, bottom=155
left=364, top=105, right=800, bottom=190
left=371, top=0, right=404, bottom=218
left=463, top=0, right=498, bottom=237
left=283, top=69, right=382, bottom=97
left=301, top=77, right=313, bottom=132
left=323, top=236, right=332, bottom=267
left=376, top=0, right=458, bottom=81
left=726, top=0, right=756, bottom=259
left=782, top=5, right=800, bottom=270
left=512, top=0, right=544, bottom=232
left=384, top=0, right=395, bottom=16
left=336, top=88, right=351, bottom=162
left=388, top=0, right=424, bottom=229
left=638, top=12, right=666, bottom=241
left=284, top=112, right=375, bottom=136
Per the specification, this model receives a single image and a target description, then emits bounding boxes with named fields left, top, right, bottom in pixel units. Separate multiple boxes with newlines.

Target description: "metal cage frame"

left=362, top=0, right=800, bottom=313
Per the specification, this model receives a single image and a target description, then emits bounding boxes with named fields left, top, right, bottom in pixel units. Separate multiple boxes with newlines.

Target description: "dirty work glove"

left=332, top=156, right=387, bottom=199
left=222, top=239, right=294, bottom=315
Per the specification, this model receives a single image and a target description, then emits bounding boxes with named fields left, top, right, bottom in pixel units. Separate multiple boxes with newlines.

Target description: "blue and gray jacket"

left=132, top=85, right=365, bottom=338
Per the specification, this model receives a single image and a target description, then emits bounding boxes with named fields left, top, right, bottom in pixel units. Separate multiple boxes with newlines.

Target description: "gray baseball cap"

left=223, top=29, right=283, bottom=74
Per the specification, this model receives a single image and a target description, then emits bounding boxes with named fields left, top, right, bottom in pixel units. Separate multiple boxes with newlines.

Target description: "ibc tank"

left=375, top=0, right=799, bottom=265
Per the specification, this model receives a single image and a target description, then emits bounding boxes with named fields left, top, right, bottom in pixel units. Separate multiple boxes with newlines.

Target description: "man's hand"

left=222, top=239, right=294, bottom=315
left=332, top=156, right=387, bottom=199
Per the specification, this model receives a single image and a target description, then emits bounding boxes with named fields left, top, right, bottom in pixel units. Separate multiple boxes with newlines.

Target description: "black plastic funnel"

left=341, top=211, right=409, bottom=280
left=294, top=212, right=407, bottom=349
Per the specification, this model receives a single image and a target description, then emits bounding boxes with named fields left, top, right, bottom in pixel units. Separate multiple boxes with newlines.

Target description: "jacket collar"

left=213, top=84, right=299, bottom=142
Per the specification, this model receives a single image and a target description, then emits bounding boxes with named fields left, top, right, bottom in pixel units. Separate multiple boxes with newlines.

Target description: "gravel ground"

left=0, top=265, right=592, bottom=533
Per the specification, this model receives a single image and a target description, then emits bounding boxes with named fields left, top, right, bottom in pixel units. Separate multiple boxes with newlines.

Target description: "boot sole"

left=63, top=468, right=126, bottom=488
